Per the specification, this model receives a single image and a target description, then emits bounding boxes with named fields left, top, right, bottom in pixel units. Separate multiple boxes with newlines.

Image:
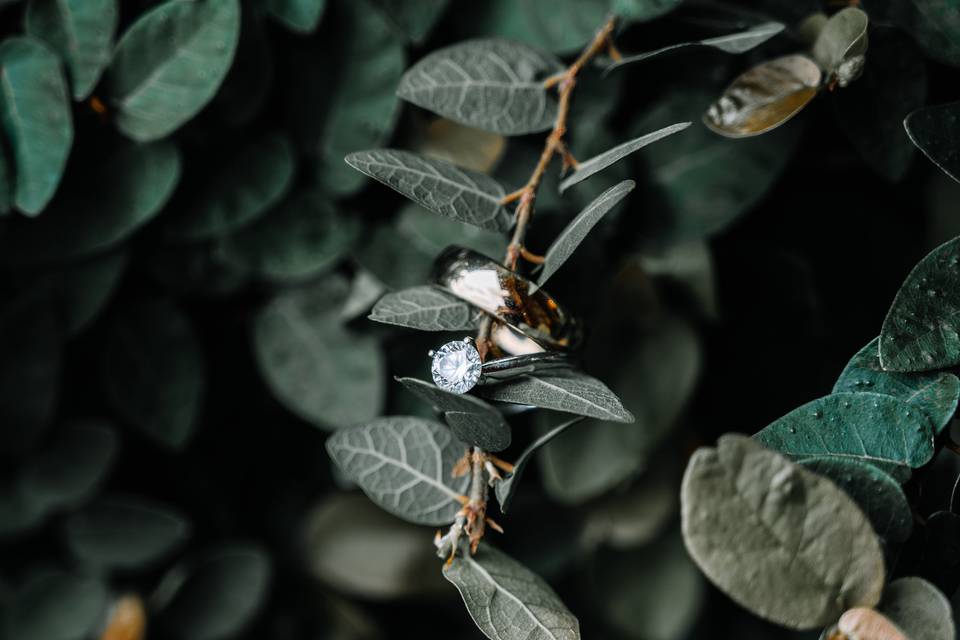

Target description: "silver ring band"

left=429, top=337, right=572, bottom=394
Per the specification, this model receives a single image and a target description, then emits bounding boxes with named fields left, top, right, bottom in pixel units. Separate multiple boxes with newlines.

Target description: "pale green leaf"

left=880, top=577, right=955, bottom=640
left=369, top=286, right=478, bottom=332
left=495, top=417, right=582, bottom=513
left=812, top=7, right=869, bottom=74
left=262, top=0, right=326, bottom=33
left=475, top=372, right=633, bottom=423
left=6, top=572, right=107, bottom=640
left=397, top=377, right=510, bottom=451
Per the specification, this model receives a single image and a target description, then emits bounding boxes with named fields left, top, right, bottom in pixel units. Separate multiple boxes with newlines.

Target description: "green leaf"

left=326, top=416, right=470, bottom=525
left=162, top=133, right=295, bottom=242
left=834, top=337, right=960, bottom=435
left=799, top=457, right=912, bottom=544
left=253, top=279, right=385, bottom=430
left=5, top=572, right=107, bottom=640
left=345, top=150, right=512, bottom=231
left=370, top=0, right=448, bottom=43
left=157, top=545, right=271, bottom=640
left=879, top=577, right=955, bottom=640
left=101, top=298, right=205, bottom=450
left=753, top=392, right=935, bottom=481
left=538, top=180, right=634, bottom=285
left=443, top=543, right=580, bottom=640
left=65, top=497, right=191, bottom=569
left=106, top=0, right=240, bottom=141
left=559, top=124, right=689, bottom=193
left=462, top=0, right=609, bottom=55
left=209, top=9, right=272, bottom=127
left=864, top=0, right=960, bottom=66
left=613, top=0, right=682, bottom=22
left=262, top=0, right=326, bottom=33
left=495, top=417, right=582, bottom=513
left=0, top=141, right=181, bottom=269
left=0, top=37, right=73, bottom=215
left=811, top=7, right=868, bottom=75
left=341, top=269, right=386, bottom=322
left=24, top=0, right=118, bottom=100
left=681, top=434, right=885, bottom=629
left=145, top=241, right=247, bottom=298
left=397, top=38, right=563, bottom=136
left=396, top=202, right=505, bottom=258
left=606, top=22, right=785, bottom=71
left=880, top=235, right=960, bottom=371
left=397, top=377, right=511, bottom=451
left=0, top=139, right=12, bottom=214
left=369, top=286, right=478, bottom=331
left=581, top=462, right=678, bottom=549
left=216, top=192, right=359, bottom=283
left=475, top=372, right=633, bottom=422
left=905, top=101, right=960, bottom=184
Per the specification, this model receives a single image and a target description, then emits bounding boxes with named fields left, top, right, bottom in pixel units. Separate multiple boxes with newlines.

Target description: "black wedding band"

left=431, top=246, right=582, bottom=352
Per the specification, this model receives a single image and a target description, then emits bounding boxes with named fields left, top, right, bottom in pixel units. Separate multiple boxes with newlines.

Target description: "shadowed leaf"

left=812, top=7, right=868, bottom=76
left=905, top=101, right=960, bottom=184
left=397, top=377, right=510, bottom=451
left=6, top=572, right=107, bottom=640
left=475, top=372, right=633, bottom=423
left=879, top=577, right=955, bottom=640
left=262, top=0, right=326, bottom=33
left=495, top=417, right=582, bottom=513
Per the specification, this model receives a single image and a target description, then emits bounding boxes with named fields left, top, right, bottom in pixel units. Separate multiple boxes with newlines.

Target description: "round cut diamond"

left=431, top=340, right=482, bottom=394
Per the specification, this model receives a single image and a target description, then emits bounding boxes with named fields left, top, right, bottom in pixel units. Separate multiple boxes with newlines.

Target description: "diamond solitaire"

left=430, top=339, right=482, bottom=394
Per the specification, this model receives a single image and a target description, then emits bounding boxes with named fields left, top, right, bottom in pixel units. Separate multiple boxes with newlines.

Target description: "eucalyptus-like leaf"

left=753, top=392, right=935, bottom=482
left=397, top=38, right=563, bottom=136
left=704, top=55, right=821, bottom=138
left=538, top=181, right=634, bottom=286
left=0, top=37, right=73, bottom=215
left=162, top=133, right=296, bottom=242
left=30, top=251, right=128, bottom=337
left=369, top=286, right=478, bottom=332
left=65, top=497, right=191, bottom=569
left=262, top=0, right=326, bottom=33
left=341, top=270, right=386, bottom=322
left=397, top=377, right=510, bottom=451
left=326, top=416, right=470, bottom=525
left=443, top=543, right=580, bottom=640
left=101, top=298, right=205, bottom=450
left=812, top=7, right=868, bottom=77
left=370, top=0, right=449, bottom=43
left=6, top=571, right=108, bottom=640
left=495, top=417, right=583, bottom=513
left=905, top=101, right=960, bottom=184
left=415, top=118, right=506, bottom=173
left=558, top=124, right=689, bottom=193
left=799, top=457, right=912, bottom=544
left=834, top=337, right=960, bottom=434
left=681, top=434, right=885, bottom=629
left=474, top=372, right=634, bottom=423
left=880, top=235, right=960, bottom=371
left=606, top=22, right=785, bottom=71
left=24, top=0, right=118, bottom=100
left=346, top=149, right=512, bottom=231
left=879, top=577, right=955, bottom=640
left=106, top=0, right=240, bottom=141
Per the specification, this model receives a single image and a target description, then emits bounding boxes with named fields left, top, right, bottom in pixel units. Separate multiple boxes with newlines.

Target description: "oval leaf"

left=880, top=235, right=960, bottom=372
left=880, top=577, right=955, bottom=640
left=753, top=392, right=935, bottom=481
left=6, top=572, right=107, bottom=640
left=326, top=416, right=470, bottom=525
left=369, top=285, right=479, bottom=331
left=681, top=434, right=885, bottom=628
left=443, top=543, right=580, bottom=640
left=106, top=0, right=240, bottom=141
left=905, top=101, right=960, bottom=185
left=812, top=7, right=868, bottom=74
left=0, top=36, right=73, bottom=215
left=397, top=38, right=562, bottom=135
left=262, top=0, right=326, bottom=33
left=474, top=371, right=634, bottom=423
left=704, top=55, right=821, bottom=138
left=397, top=377, right=511, bottom=451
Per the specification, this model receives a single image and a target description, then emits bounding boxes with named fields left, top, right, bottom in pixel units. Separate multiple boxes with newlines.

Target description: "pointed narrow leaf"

left=262, top=0, right=326, bottom=33
left=474, top=372, right=633, bottom=423
left=880, top=235, right=960, bottom=371
left=397, top=38, right=563, bottom=135
left=754, top=392, right=935, bottom=482
left=369, top=286, right=478, bottom=331
left=346, top=150, right=512, bottom=231
left=397, top=377, right=510, bottom=451
left=682, top=435, right=885, bottom=629
left=607, top=22, right=784, bottom=71
left=538, top=180, right=634, bottom=285
left=559, top=124, right=689, bottom=192
left=0, top=37, right=73, bottom=215
left=880, top=577, right=955, bottom=640
left=834, top=337, right=960, bottom=434
left=443, top=544, right=580, bottom=640
left=25, top=0, right=118, bottom=100
left=905, top=101, right=960, bottom=184
left=106, top=0, right=240, bottom=141
left=326, top=416, right=470, bottom=525
left=495, top=417, right=582, bottom=513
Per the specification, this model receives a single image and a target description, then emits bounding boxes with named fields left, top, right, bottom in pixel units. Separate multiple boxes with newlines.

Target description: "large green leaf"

left=0, top=141, right=181, bottom=268
left=494, top=417, right=582, bottom=513
left=681, top=435, right=885, bottom=629
left=345, top=150, right=512, bottom=231
left=905, top=101, right=960, bottom=184
left=397, top=38, right=563, bottom=135
left=5, top=572, right=107, bottom=640
left=475, top=372, right=633, bottom=422
left=24, top=0, right=118, bottom=100
left=462, top=0, right=609, bottom=55
left=811, top=7, right=868, bottom=76
left=162, top=133, right=295, bottom=242
left=753, top=392, right=935, bottom=481
left=397, top=377, right=510, bottom=451
left=879, top=235, right=960, bottom=371
left=100, top=298, right=205, bottom=450
left=253, top=279, right=385, bottom=430
left=262, top=0, right=326, bottom=33
left=443, top=543, right=580, bottom=640
left=106, top=0, right=240, bottom=141
left=369, top=286, right=478, bottom=332
left=879, top=577, right=955, bottom=640
left=834, top=337, right=959, bottom=434
left=326, top=416, right=470, bottom=525
left=0, top=37, right=73, bottom=215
